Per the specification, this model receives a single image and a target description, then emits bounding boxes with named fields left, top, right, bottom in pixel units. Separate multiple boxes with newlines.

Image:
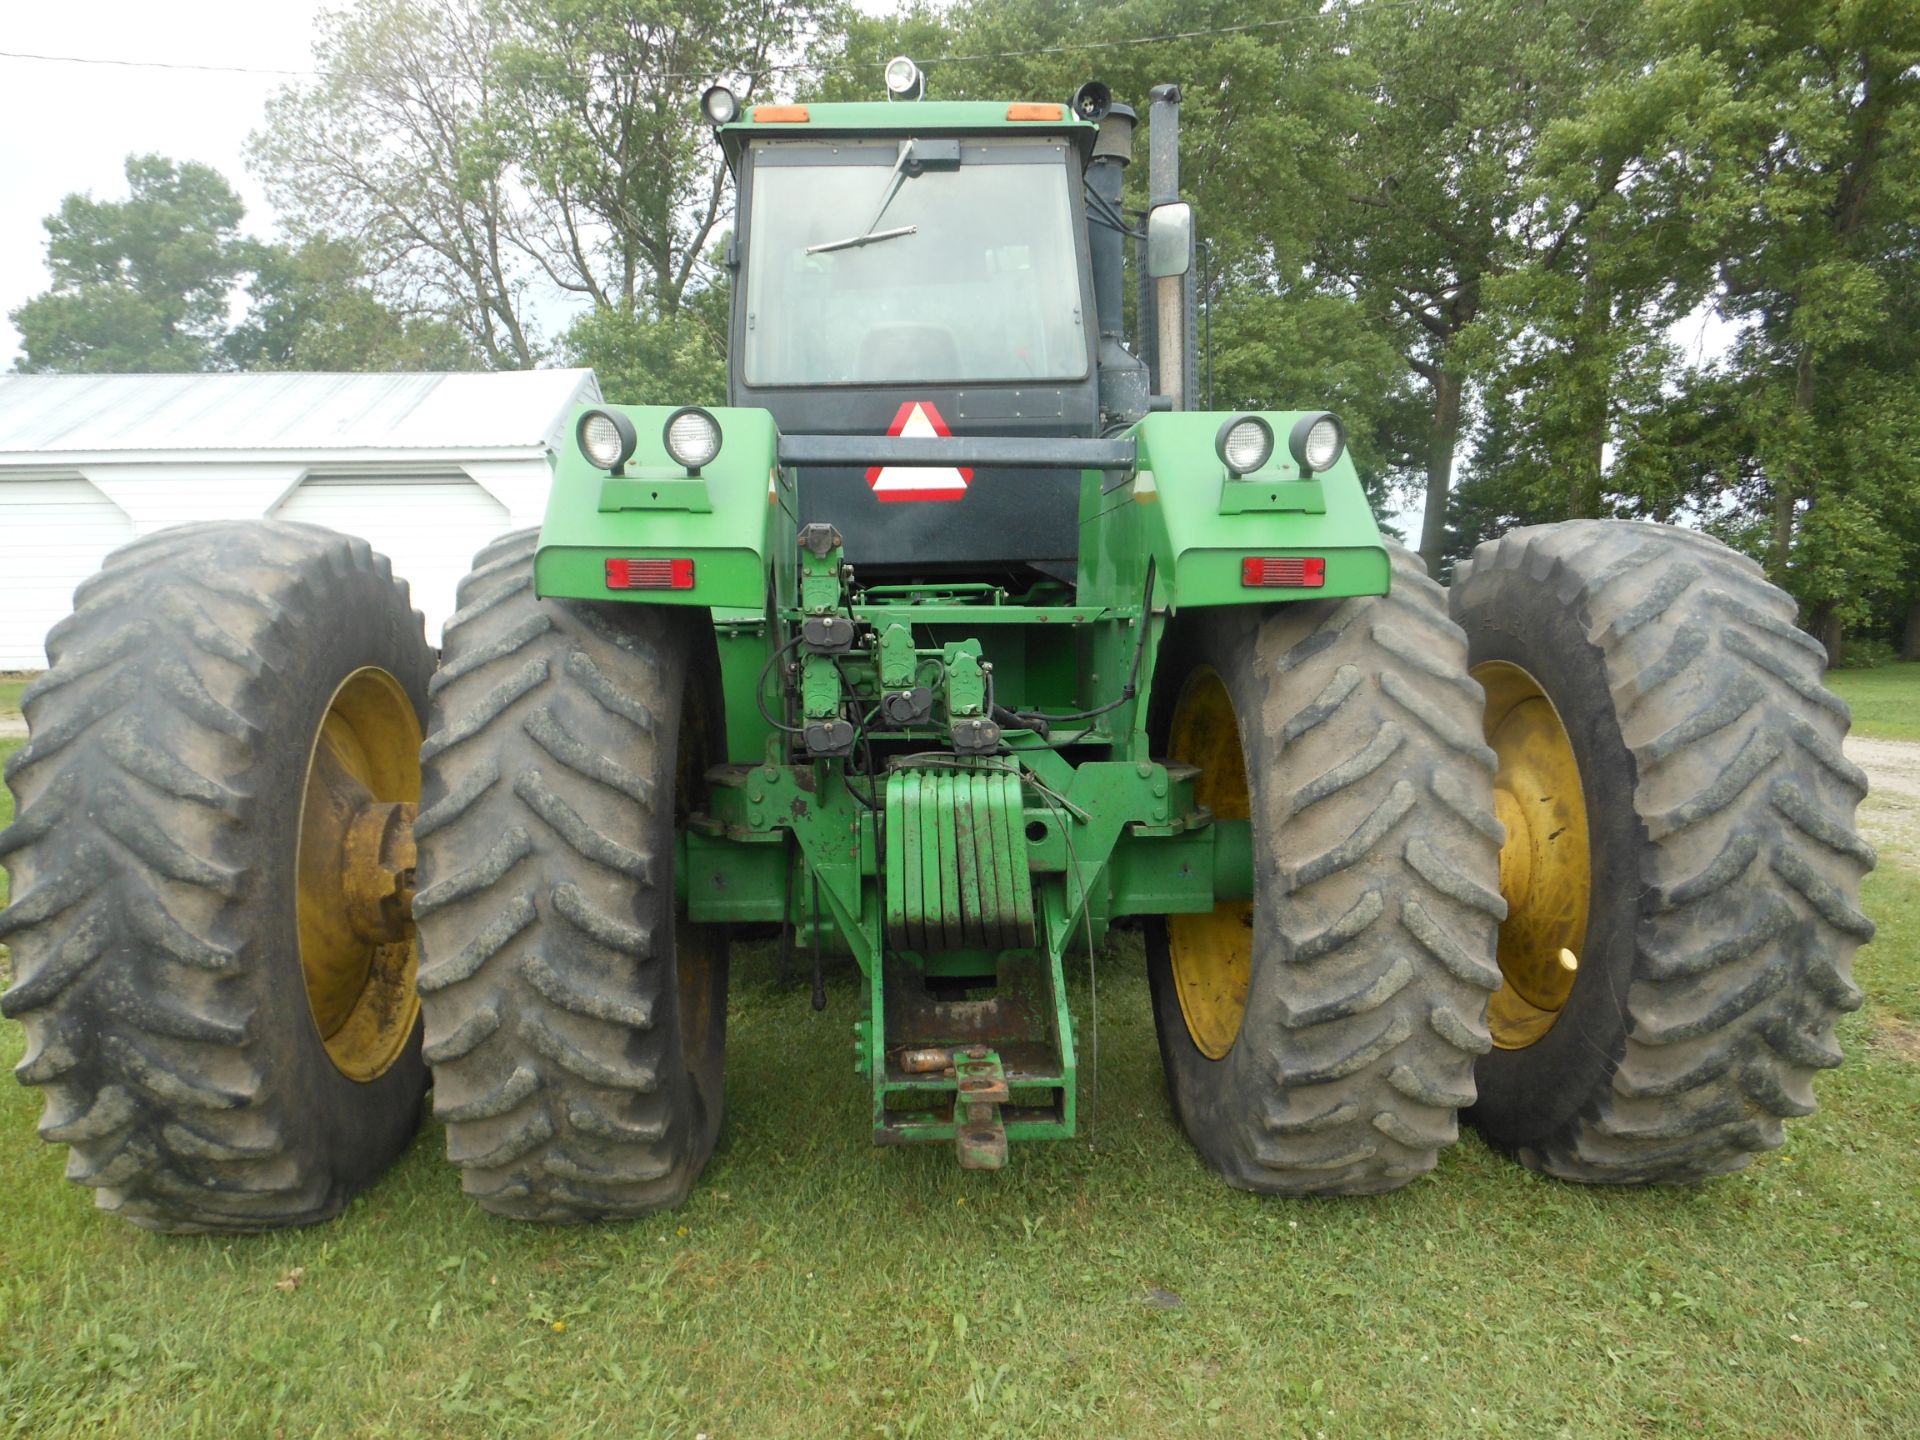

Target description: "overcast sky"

left=0, top=2, right=339, bottom=365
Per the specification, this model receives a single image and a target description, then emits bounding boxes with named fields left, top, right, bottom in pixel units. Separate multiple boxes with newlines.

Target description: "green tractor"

left=0, top=70, right=1873, bottom=1230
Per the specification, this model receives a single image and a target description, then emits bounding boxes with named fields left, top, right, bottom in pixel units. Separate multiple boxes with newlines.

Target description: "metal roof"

left=0, top=370, right=601, bottom=459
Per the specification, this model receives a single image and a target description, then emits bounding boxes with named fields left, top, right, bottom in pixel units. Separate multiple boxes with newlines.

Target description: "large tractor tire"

left=414, top=530, right=728, bottom=1221
left=1146, top=545, right=1505, bottom=1194
left=1450, top=520, right=1873, bottom=1183
left=1, top=522, right=433, bottom=1231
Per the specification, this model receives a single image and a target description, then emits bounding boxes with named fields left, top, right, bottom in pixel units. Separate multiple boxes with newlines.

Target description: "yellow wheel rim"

left=1166, top=667, right=1253, bottom=1060
left=295, top=667, right=423, bottom=1082
left=1476, top=661, right=1591, bottom=1050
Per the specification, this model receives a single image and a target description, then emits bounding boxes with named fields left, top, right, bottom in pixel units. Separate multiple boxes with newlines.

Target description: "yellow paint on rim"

left=1166, top=667, right=1253, bottom=1060
left=295, top=667, right=423, bottom=1082
left=1475, top=661, right=1591, bottom=1050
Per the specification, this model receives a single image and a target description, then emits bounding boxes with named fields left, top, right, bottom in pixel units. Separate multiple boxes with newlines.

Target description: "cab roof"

left=716, top=100, right=1096, bottom=167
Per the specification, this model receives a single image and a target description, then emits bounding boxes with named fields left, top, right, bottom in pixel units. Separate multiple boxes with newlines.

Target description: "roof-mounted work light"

left=700, top=85, right=740, bottom=126
left=884, top=56, right=925, bottom=101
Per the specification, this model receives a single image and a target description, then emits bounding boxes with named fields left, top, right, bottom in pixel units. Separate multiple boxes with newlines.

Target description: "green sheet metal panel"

left=1077, top=410, right=1392, bottom=612
left=535, top=404, right=783, bottom=609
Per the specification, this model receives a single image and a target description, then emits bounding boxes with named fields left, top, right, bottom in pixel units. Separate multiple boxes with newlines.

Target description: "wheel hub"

left=1166, top=666, right=1252, bottom=1060
left=1475, top=661, right=1590, bottom=1050
left=296, top=667, right=423, bottom=1081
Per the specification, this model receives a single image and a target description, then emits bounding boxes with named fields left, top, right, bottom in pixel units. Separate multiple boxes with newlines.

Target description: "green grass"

left=0, top=677, right=27, bottom=721
left=0, top=855, right=1915, bottom=1437
left=1827, top=662, right=1920, bottom=742
left=2, top=729, right=1916, bottom=1436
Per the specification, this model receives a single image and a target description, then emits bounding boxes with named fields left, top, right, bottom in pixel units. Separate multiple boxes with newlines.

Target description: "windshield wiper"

left=805, top=140, right=920, bottom=255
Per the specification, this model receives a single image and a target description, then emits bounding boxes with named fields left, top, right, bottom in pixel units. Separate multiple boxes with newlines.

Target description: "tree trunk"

left=1807, top=600, right=1843, bottom=668
left=1418, top=369, right=1463, bottom=576
left=1901, top=597, right=1920, bottom=661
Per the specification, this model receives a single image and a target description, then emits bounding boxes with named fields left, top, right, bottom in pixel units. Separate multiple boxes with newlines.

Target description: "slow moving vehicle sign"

left=866, top=400, right=972, bottom=502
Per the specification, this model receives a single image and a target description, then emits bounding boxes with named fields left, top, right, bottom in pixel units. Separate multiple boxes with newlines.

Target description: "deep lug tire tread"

left=1, top=521, right=432, bottom=1231
left=415, top=530, right=724, bottom=1221
left=1451, top=520, right=1873, bottom=1183
left=1151, top=544, right=1504, bottom=1194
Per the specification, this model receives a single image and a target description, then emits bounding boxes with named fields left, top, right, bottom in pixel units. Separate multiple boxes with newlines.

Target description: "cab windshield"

left=741, top=140, right=1088, bottom=387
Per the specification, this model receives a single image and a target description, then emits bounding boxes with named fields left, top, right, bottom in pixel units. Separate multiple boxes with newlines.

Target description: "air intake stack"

left=1075, top=83, right=1149, bottom=431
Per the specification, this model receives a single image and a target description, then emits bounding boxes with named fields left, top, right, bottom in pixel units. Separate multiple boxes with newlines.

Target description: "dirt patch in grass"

left=1869, top=1014, right=1920, bottom=1063
left=1847, top=736, right=1920, bottom=868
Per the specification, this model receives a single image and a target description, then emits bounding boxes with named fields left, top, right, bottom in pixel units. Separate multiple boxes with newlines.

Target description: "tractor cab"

left=711, top=74, right=1160, bottom=582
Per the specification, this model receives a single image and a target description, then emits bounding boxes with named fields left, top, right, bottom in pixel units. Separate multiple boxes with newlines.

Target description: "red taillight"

left=1242, top=556, right=1326, bottom=588
left=606, top=557, right=695, bottom=591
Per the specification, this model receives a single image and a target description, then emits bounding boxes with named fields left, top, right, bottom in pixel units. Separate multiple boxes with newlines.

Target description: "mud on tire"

left=1147, top=545, right=1506, bottom=1194
left=1, top=522, right=433, bottom=1231
left=414, top=530, right=727, bottom=1221
left=1450, top=520, right=1873, bottom=1182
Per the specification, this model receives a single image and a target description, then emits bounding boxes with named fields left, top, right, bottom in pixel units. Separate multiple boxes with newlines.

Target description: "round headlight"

left=1289, top=412, right=1346, bottom=473
left=663, top=406, right=723, bottom=472
left=700, top=85, right=740, bottom=126
left=1214, top=415, right=1275, bottom=476
left=884, top=56, right=924, bottom=101
left=577, top=408, right=637, bottom=472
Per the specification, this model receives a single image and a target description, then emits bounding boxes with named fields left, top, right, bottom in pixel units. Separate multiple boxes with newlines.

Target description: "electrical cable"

left=756, top=628, right=808, bottom=735
left=1000, top=558, right=1156, bottom=730
left=1083, top=184, right=1143, bottom=240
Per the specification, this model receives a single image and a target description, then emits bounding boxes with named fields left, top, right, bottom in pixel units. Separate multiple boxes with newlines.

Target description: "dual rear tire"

left=1148, top=544, right=1506, bottom=1193
left=1148, top=523, right=1872, bottom=1191
left=0, top=523, right=725, bottom=1229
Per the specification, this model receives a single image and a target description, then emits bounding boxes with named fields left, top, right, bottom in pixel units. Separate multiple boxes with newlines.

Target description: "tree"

left=1453, top=14, right=1717, bottom=550
left=253, top=0, right=838, bottom=371
left=1653, top=0, right=1920, bottom=656
left=1310, top=0, right=1664, bottom=574
left=563, top=270, right=730, bottom=406
left=491, top=0, right=821, bottom=319
left=253, top=0, right=539, bottom=367
left=10, top=155, right=247, bottom=373
left=224, top=238, right=480, bottom=372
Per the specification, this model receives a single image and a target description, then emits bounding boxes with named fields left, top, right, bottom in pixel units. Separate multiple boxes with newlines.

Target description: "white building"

left=0, top=369, right=600, bottom=668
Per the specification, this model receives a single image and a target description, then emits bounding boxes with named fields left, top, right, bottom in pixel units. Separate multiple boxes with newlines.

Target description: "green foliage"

left=490, top=0, right=820, bottom=316
left=561, top=286, right=728, bottom=407
left=10, top=155, right=247, bottom=373
left=253, top=0, right=839, bottom=372
left=236, top=0, right=1920, bottom=646
left=10, top=155, right=479, bottom=377
left=224, top=239, right=480, bottom=372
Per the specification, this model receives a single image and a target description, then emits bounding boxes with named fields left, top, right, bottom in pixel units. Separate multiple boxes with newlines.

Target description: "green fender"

left=535, top=404, right=790, bottom=611
left=1077, top=411, right=1390, bottom=611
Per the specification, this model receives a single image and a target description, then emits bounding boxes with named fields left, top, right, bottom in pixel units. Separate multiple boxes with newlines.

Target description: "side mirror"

left=1146, top=202, right=1193, bottom=278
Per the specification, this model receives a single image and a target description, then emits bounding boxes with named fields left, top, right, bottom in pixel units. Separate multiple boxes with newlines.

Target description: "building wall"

left=0, top=454, right=554, bottom=668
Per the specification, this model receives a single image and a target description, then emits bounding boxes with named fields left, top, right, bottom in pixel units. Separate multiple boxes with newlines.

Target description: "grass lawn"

left=2, top=736, right=1918, bottom=1437
left=1827, top=662, right=1920, bottom=742
left=0, top=676, right=29, bottom=721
